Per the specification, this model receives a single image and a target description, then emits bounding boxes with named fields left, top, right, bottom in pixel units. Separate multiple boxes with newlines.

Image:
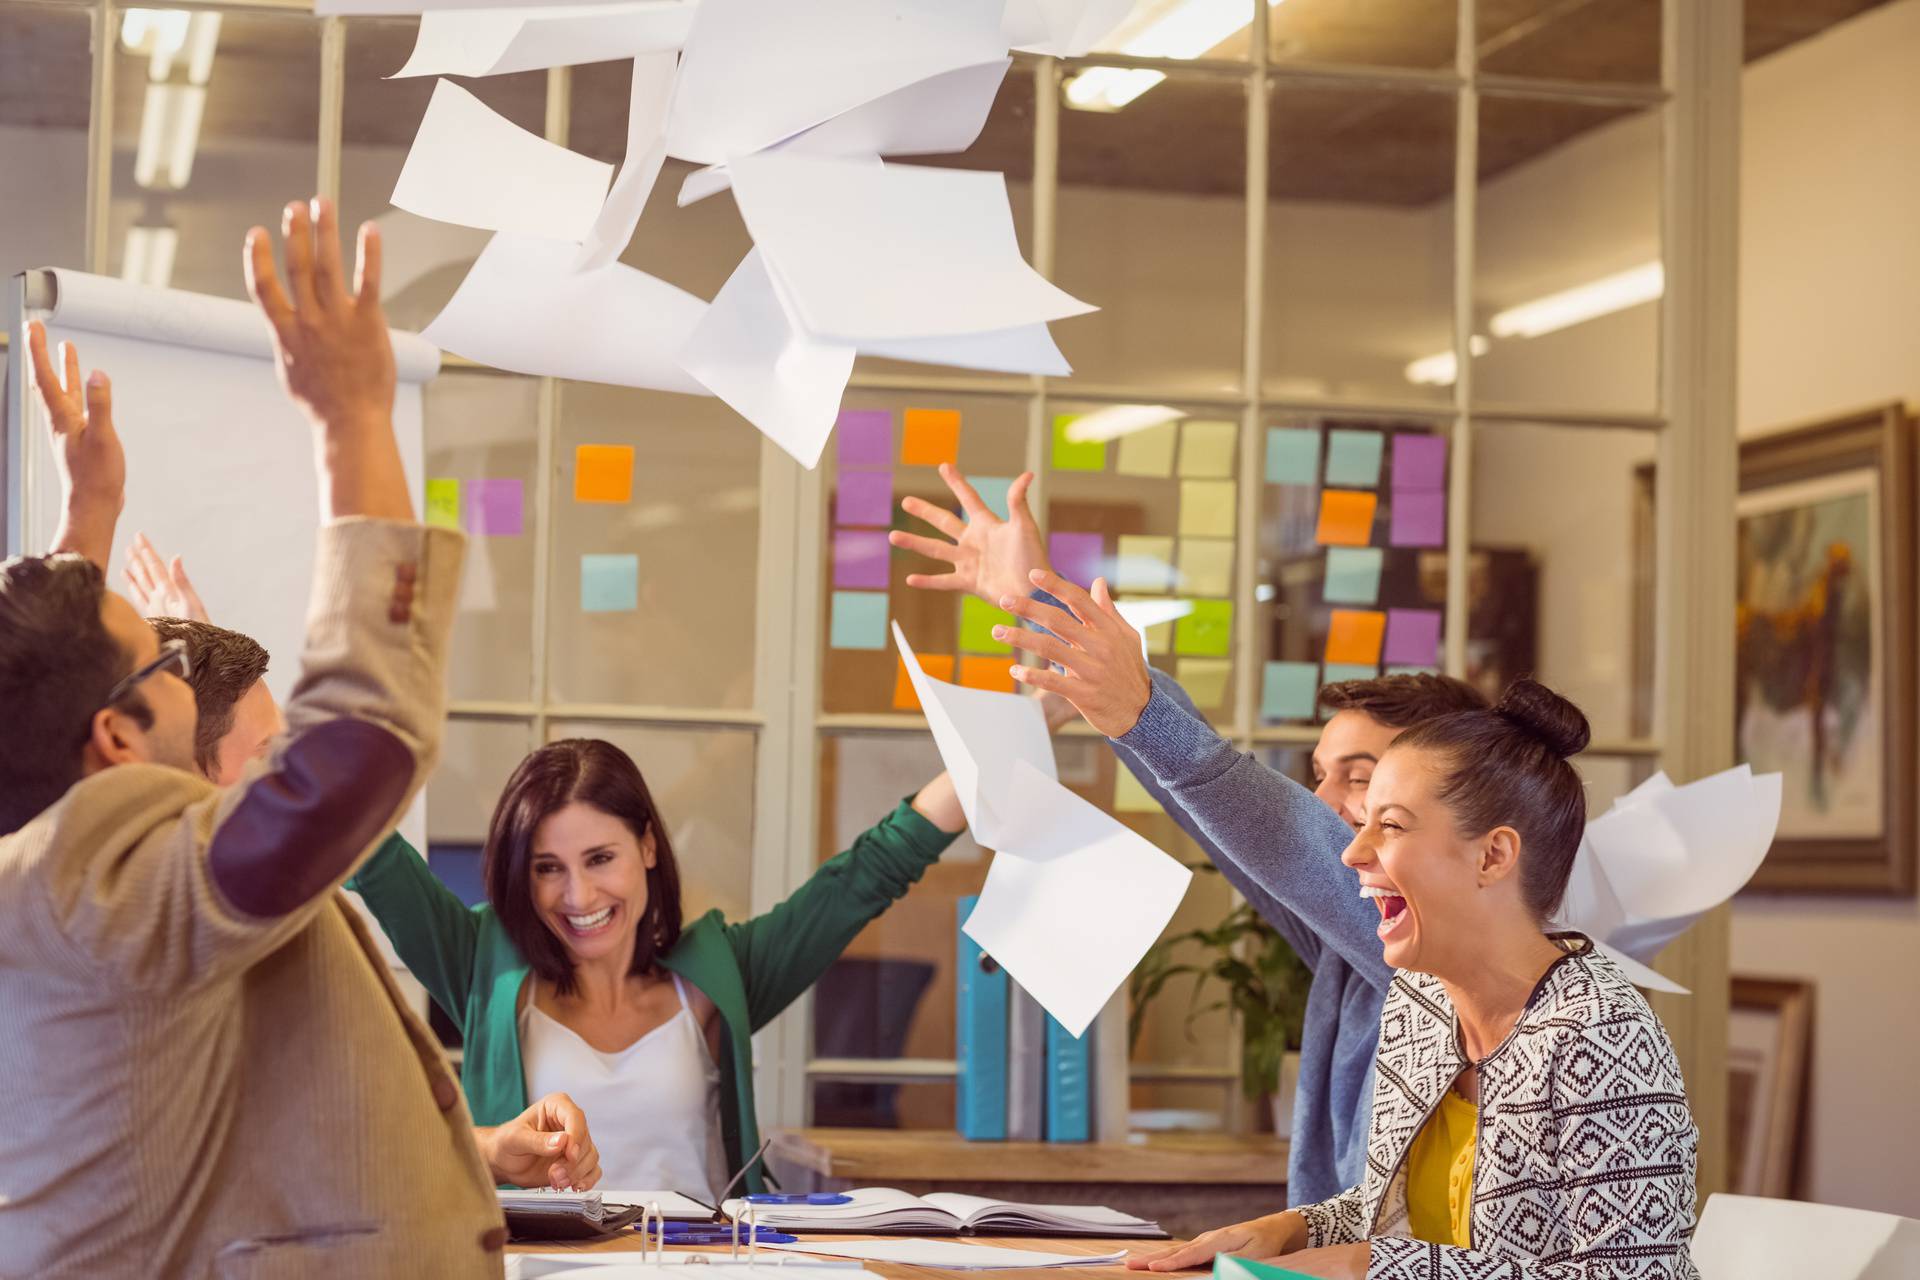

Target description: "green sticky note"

left=1323, top=662, right=1378, bottom=684
left=1262, top=661, right=1318, bottom=720
left=1116, top=422, right=1177, bottom=477
left=1214, top=1255, right=1319, bottom=1280
left=1323, top=546, right=1384, bottom=605
left=1052, top=415, right=1108, bottom=471
left=425, top=477, right=462, bottom=530
left=1325, top=428, right=1385, bottom=488
left=1175, top=599, right=1233, bottom=657
left=960, top=595, right=1016, bottom=654
left=1265, top=427, right=1320, bottom=485
left=580, top=554, right=639, bottom=613
left=829, top=591, right=889, bottom=650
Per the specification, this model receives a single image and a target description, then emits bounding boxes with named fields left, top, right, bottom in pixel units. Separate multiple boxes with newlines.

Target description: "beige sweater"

left=0, top=519, right=504, bottom=1279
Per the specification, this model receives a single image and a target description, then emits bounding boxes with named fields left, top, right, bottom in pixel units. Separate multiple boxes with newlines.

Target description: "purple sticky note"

left=466, top=478, right=524, bottom=536
left=832, top=528, right=891, bottom=589
left=836, top=470, right=894, bottom=526
left=1383, top=608, right=1443, bottom=668
left=1049, top=532, right=1104, bottom=589
left=1390, top=490, right=1445, bottom=548
left=1392, top=434, right=1449, bottom=492
left=836, top=409, right=892, bottom=470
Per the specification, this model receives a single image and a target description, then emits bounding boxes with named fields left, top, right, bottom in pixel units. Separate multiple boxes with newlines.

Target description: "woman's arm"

left=345, top=833, right=484, bottom=1029
left=1127, top=1210, right=1309, bottom=1272
left=909, top=771, right=966, bottom=835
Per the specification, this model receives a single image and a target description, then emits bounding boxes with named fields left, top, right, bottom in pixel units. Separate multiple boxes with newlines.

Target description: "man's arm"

left=26, top=321, right=124, bottom=570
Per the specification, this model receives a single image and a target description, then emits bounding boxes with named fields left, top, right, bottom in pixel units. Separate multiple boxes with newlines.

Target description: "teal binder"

left=1213, top=1257, right=1315, bottom=1280
left=1044, top=1013, right=1091, bottom=1142
left=956, top=897, right=1008, bottom=1140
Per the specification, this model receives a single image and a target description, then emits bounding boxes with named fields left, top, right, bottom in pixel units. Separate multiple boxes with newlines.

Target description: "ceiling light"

left=1066, top=0, right=1284, bottom=112
left=1063, top=403, right=1183, bottom=442
left=122, top=225, right=179, bottom=289
left=1489, top=261, right=1664, bottom=339
left=133, top=82, right=206, bottom=189
left=1404, top=336, right=1490, bottom=387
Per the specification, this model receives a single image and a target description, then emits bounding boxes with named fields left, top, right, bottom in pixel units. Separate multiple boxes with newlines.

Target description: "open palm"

left=888, top=463, right=1049, bottom=607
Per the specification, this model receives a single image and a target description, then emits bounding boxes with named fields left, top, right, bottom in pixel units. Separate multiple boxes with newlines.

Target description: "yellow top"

left=1405, top=1089, right=1478, bottom=1247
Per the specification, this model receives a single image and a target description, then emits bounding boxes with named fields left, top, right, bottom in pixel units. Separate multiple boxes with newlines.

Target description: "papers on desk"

left=510, top=1258, right=869, bottom=1280
left=720, top=1188, right=1163, bottom=1238
left=766, top=1240, right=1129, bottom=1270
left=599, top=1189, right=715, bottom=1219
left=1688, top=1194, right=1920, bottom=1280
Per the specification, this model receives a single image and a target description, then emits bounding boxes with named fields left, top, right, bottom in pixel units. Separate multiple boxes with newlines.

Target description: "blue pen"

left=743, top=1192, right=852, bottom=1205
left=640, top=1223, right=798, bottom=1245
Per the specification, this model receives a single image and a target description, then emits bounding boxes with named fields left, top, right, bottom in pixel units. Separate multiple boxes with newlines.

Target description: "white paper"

left=1591, top=940, right=1688, bottom=995
left=392, top=2, right=695, bottom=78
left=859, top=323, right=1071, bottom=377
left=766, top=1240, right=1127, bottom=1271
left=963, top=761, right=1191, bottom=1037
left=1586, top=765, right=1782, bottom=920
left=510, top=1263, right=866, bottom=1280
left=676, top=250, right=854, bottom=468
left=392, top=80, right=612, bottom=243
left=730, top=153, right=1095, bottom=341
left=320, top=0, right=661, bottom=14
left=665, top=0, right=1008, bottom=164
left=576, top=51, right=679, bottom=270
left=598, top=1189, right=714, bottom=1217
left=1115, top=598, right=1193, bottom=660
left=1689, top=1193, right=1920, bottom=1280
left=424, top=232, right=710, bottom=395
left=1008, top=0, right=1137, bottom=57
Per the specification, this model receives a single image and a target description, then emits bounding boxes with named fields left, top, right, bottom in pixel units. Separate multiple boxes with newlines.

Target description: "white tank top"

left=519, top=975, right=727, bottom=1198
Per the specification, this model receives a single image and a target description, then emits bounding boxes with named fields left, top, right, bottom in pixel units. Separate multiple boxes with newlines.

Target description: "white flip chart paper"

left=730, top=154, right=1095, bottom=341
left=766, top=1240, right=1128, bottom=1271
left=424, top=232, right=710, bottom=394
left=392, top=80, right=612, bottom=242
left=1007, top=0, right=1137, bottom=57
left=576, top=51, right=678, bottom=270
left=392, top=2, right=694, bottom=78
left=1688, top=1194, right=1920, bottom=1280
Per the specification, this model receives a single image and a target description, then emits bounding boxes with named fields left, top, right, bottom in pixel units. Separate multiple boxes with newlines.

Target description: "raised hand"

left=995, top=569, right=1154, bottom=739
left=122, top=532, right=210, bottom=622
left=28, top=321, right=125, bottom=571
left=889, top=464, right=1048, bottom=608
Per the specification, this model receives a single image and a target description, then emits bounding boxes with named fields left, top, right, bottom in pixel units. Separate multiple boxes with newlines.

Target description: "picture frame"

left=1726, top=976, right=1813, bottom=1199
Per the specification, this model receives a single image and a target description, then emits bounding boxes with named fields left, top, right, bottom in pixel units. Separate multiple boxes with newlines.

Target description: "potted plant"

left=1130, top=870, right=1312, bottom=1133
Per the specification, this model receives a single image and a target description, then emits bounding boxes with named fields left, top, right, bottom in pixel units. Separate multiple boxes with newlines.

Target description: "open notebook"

left=721, top=1189, right=1165, bottom=1238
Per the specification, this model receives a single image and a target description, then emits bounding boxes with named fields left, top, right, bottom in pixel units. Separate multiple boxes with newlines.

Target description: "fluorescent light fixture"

left=183, top=13, right=222, bottom=86
left=1066, top=0, right=1284, bottom=112
left=1404, top=335, right=1490, bottom=387
left=122, top=225, right=179, bottom=288
left=1489, top=261, right=1664, bottom=339
left=133, top=82, right=206, bottom=189
left=1063, top=403, right=1183, bottom=443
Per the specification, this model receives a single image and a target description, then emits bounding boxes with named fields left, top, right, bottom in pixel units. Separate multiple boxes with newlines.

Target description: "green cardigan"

left=346, top=798, right=955, bottom=1194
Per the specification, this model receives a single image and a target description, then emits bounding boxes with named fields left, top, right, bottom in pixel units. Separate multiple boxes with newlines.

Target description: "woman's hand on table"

left=1256, top=1242, right=1369, bottom=1279
left=1125, top=1211, right=1307, bottom=1271
left=479, top=1091, right=602, bottom=1190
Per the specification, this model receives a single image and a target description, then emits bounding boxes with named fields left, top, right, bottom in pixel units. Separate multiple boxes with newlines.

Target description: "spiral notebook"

left=721, top=1189, right=1164, bottom=1238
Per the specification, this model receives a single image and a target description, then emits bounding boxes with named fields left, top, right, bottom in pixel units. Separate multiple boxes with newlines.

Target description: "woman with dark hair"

left=348, top=739, right=964, bottom=1197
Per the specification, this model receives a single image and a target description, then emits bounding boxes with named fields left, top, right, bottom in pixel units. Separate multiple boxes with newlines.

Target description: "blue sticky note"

left=1323, top=662, right=1378, bottom=684
left=1325, top=429, right=1384, bottom=488
left=1262, top=661, right=1318, bottom=721
left=830, top=590, right=889, bottom=650
left=1322, top=547, right=1384, bottom=605
left=970, top=475, right=1014, bottom=521
left=1265, top=428, right=1320, bottom=485
left=580, top=554, right=638, bottom=613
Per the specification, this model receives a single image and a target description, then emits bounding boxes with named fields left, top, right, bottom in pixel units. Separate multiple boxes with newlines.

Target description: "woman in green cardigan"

left=349, top=737, right=963, bottom=1198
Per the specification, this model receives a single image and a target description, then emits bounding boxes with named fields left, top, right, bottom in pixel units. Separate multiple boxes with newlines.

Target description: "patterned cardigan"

left=1295, top=937, right=1701, bottom=1280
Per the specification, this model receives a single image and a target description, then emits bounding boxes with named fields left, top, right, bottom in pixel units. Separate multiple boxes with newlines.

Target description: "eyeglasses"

left=99, top=639, right=192, bottom=713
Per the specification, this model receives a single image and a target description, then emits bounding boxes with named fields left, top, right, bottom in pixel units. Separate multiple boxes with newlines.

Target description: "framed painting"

left=1727, top=976, right=1813, bottom=1198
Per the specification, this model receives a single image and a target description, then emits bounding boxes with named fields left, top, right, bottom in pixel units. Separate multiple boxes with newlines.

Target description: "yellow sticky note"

left=1178, top=420, right=1237, bottom=479
left=894, top=654, right=954, bottom=711
left=1144, top=617, right=1175, bottom=656
left=1178, top=657, right=1233, bottom=708
left=1315, top=490, right=1378, bottom=547
left=1177, top=538, right=1234, bottom=596
left=1326, top=609, right=1387, bottom=666
left=1114, top=767, right=1162, bottom=814
left=1116, top=535, right=1175, bottom=592
left=574, top=444, right=635, bottom=504
left=1179, top=479, right=1237, bottom=539
left=1116, top=422, right=1178, bottom=477
left=901, top=408, right=961, bottom=467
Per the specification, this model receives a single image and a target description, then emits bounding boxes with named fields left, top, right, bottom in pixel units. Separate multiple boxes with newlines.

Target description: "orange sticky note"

left=574, top=444, right=635, bottom=504
left=1326, top=609, right=1387, bottom=666
left=894, top=653, right=955, bottom=711
left=901, top=409, right=961, bottom=467
left=1315, top=489, right=1377, bottom=546
left=958, top=655, right=1014, bottom=693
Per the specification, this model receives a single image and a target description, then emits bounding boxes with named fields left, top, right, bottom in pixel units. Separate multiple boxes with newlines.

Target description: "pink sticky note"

left=1049, top=532, right=1104, bottom=589
left=1392, top=434, right=1448, bottom=492
left=1390, top=490, right=1445, bottom=548
left=836, top=470, right=894, bottom=526
left=466, top=478, right=523, bottom=536
left=1383, top=608, right=1442, bottom=667
left=836, top=410, right=892, bottom=469
left=833, top=528, right=891, bottom=589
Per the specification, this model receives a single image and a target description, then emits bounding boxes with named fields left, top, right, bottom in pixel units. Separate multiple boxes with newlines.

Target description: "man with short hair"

left=146, top=616, right=281, bottom=785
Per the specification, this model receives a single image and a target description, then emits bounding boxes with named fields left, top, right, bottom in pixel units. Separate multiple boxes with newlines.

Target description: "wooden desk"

left=509, top=1232, right=1163, bottom=1278
left=765, top=1129, right=1288, bottom=1239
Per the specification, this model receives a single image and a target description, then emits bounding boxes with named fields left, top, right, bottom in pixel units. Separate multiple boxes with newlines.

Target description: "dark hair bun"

left=1494, top=678, right=1590, bottom=759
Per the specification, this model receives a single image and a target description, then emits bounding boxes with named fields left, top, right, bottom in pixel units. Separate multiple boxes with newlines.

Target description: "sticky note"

left=1050, top=532, right=1104, bottom=589
left=837, top=409, right=892, bottom=469
left=836, top=469, right=894, bottom=526
left=1144, top=611, right=1175, bottom=656
left=1178, top=479, right=1237, bottom=538
left=830, top=591, right=888, bottom=650
left=832, top=528, right=891, bottom=589
left=971, top=475, right=1014, bottom=520
left=1387, top=665, right=1439, bottom=676
left=961, top=596, right=1015, bottom=654
left=894, top=653, right=955, bottom=710
left=1116, top=422, right=1177, bottom=477
left=901, top=408, right=960, bottom=467
left=1052, top=416, right=1107, bottom=471
left=580, top=553, right=639, bottom=612
left=959, top=655, right=1015, bottom=692
left=1323, top=546, right=1384, bottom=605
left=1177, top=539, right=1234, bottom=596
left=1390, top=490, right=1446, bottom=548
left=1179, top=420, right=1237, bottom=479
left=1324, top=662, right=1378, bottom=684
left=1175, top=599, right=1233, bottom=657
left=1324, top=430, right=1384, bottom=488
left=1177, top=657, right=1232, bottom=708
left=1315, top=490, right=1377, bottom=547
left=1392, top=433, right=1448, bottom=492
left=425, top=477, right=462, bottom=530
left=1116, top=535, right=1176, bottom=592
left=466, top=478, right=523, bottom=536
left=1265, top=427, right=1320, bottom=485
left=1326, top=609, right=1387, bottom=666
left=1262, top=661, right=1318, bottom=720
left=1114, top=766, right=1162, bottom=814
left=574, top=444, right=635, bottom=503
left=1384, top=608, right=1443, bottom=668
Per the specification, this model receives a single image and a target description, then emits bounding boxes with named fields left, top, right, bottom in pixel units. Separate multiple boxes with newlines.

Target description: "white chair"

left=1691, top=1193, right=1920, bottom=1280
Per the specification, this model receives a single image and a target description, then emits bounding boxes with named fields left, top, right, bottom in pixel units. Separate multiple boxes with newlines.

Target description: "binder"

left=1093, top=985, right=1131, bottom=1143
left=1006, top=980, right=1046, bottom=1141
left=1045, top=1012, right=1091, bottom=1142
left=956, top=896, right=1008, bottom=1140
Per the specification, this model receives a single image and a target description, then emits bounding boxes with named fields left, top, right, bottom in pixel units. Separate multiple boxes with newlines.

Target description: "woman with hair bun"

left=1132, top=680, right=1701, bottom=1280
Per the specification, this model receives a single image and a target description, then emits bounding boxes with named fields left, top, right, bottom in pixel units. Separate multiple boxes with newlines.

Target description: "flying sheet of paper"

left=392, top=1, right=694, bottom=78
left=730, top=153, right=1095, bottom=341
left=1006, top=0, right=1137, bottom=56
left=318, top=0, right=668, bottom=14
left=1586, top=765, right=1782, bottom=920
left=665, top=0, right=1008, bottom=164
left=767, top=1240, right=1128, bottom=1271
left=963, top=761, right=1191, bottom=1037
left=858, top=323, right=1071, bottom=377
left=676, top=249, right=854, bottom=468
left=1688, top=1193, right=1920, bottom=1280
left=392, top=80, right=612, bottom=242
left=576, top=51, right=678, bottom=270
left=424, top=232, right=710, bottom=395
left=1591, top=940, right=1687, bottom=995
left=677, top=58, right=1013, bottom=205
left=1115, top=598, right=1193, bottom=659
